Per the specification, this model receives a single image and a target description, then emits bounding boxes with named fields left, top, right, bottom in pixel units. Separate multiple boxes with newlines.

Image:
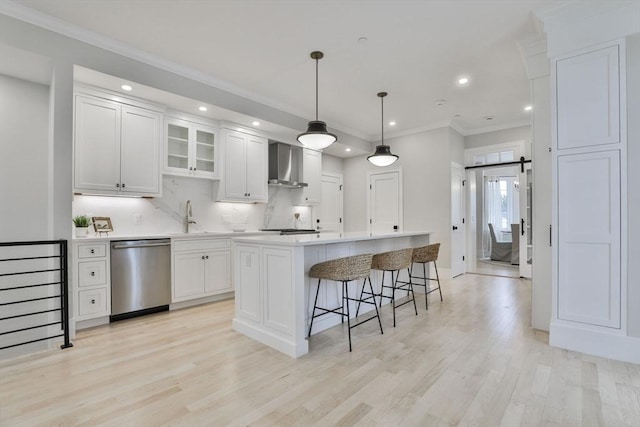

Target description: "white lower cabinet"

left=73, top=241, right=111, bottom=323
left=171, top=238, right=231, bottom=303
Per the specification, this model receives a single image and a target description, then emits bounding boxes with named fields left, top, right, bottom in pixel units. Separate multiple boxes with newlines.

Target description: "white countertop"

left=72, top=230, right=278, bottom=242
left=231, top=231, right=432, bottom=247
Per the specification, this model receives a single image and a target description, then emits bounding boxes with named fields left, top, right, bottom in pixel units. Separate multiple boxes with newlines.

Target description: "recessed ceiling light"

left=435, top=99, right=447, bottom=107
left=345, top=148, right=351, bottom=152
left=198, top=106, right=208, bottom=112
left=121, top=84, right=132, bottom=91
left=389, top=121, right=396, bottom=126
left=524, top=105, right=533, bottom=112
left=457, top=77, right=469, bottom=86
left=252, top=121, right=260, bottom=126
left=484, top=115, right=495, bottom=121
left=357, top=37, right=368, bottom=44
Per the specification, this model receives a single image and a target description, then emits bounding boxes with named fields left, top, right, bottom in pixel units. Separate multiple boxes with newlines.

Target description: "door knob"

left=453, top=225, right=458, bottom=230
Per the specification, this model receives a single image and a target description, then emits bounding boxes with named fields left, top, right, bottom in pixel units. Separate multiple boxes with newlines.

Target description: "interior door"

left=318, top=174, right=343, bottom=233
left=369, top=170, right=401, bottom=234
left=519, top=164, right=532, bottom=278
left=451, top=162, right=465, bottom=277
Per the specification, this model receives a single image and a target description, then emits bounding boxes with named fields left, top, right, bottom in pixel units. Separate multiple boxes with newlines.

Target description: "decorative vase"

left=75, top=226, right=88, bottom=238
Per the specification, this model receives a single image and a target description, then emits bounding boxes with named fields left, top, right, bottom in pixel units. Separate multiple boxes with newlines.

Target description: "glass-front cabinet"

left=164, top=117, right=218, bottom=179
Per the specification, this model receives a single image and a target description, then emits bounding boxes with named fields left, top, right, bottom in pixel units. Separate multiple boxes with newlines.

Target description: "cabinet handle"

left=91, top=299, right=95, bottom=304
left=201, top=255, right=205, bottom=260
left=116, top=183, right=120, bottom=188
left=205, top=255, right=209, bottom=259
left=90, top=271, right=95, bottom=277
left=122, top=183, right=126, bottom=188
left=90, top=249, right=95, bottom=254
left=189, top=167, right=193, bottom=171
left=193, top=167, right=197, bottom=171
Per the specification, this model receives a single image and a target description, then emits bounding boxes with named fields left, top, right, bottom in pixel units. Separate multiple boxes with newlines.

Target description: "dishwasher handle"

left=112, top=242, right=171, bottom=250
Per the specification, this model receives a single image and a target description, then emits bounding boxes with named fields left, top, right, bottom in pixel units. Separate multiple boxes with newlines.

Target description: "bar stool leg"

left=434, top=261, right=443, bottom=301
left=369, top=277, right=384, bottom=335
left=344, top=281, right=352, bottom=352
left=423, top=262, right=429, bottom=310
left=408, top=270, right=418, bottom=315
left=391, top=271, right=396, bottom=328
left=355, top=278, right=366, bottom=317
left=308, top=278, right=321, bottom=337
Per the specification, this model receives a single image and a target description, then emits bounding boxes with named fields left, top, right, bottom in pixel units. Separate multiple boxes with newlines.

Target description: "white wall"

left=343, top=127, right=455, bottom=269
left=0, top=75, right=50, bottom=240
left=321, top=153, right=343, bottom=176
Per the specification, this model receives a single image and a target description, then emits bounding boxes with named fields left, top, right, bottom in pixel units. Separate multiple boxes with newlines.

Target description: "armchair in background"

left=488, top=223, right=512, bottom=262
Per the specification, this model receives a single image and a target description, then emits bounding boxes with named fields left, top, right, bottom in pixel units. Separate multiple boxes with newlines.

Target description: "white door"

left=245, top=135, right=267, bottom=201
left=369, top=170, right=402, bottom=234
left=120, top=105, right=161, bottom=194
left=318, top=174, right=343, bottom=233
left=519, top=164, right=532, bottom=278
left=224, top=130, right=248, bottom=199
left=74, top=96, right=121, bottom=192
left=451, top=162, right=465, bottom=277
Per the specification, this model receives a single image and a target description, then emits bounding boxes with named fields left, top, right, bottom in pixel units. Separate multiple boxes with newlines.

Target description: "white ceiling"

left=9, top=0, right=560, bottom=143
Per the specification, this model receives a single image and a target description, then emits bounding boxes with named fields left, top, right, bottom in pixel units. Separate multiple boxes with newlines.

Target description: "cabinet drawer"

left=78, top=288, right=108, bottom=317
left=173, top=239, right=230, bottom=253
left=78, top=244, right=107, bottom=258
left=78, top=261, right=107, bottom=287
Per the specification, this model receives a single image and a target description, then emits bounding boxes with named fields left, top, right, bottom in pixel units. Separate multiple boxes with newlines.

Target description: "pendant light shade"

left=297, top=51, right=337, bottom=150
left=368, top=92, right=398, bottom=167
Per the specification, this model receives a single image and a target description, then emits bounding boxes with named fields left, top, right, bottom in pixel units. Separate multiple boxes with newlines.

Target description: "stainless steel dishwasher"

left=110, top=239, right=171, bottom=321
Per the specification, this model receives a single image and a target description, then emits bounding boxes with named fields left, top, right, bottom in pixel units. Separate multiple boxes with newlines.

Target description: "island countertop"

left=231, top=230, right=432, bottom=247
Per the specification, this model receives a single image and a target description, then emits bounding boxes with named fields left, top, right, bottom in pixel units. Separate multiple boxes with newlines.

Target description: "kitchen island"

left=231, top=231, right=431, bottom=357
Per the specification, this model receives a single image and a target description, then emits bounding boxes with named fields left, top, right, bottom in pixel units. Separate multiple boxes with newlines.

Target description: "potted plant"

left=72, top=215, right=91, bottom=238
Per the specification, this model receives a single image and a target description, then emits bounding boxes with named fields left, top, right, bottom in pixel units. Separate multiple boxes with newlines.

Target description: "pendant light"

left=368, top=92, right=399, bottom=167
left=297, top=51, right=337, bottom=150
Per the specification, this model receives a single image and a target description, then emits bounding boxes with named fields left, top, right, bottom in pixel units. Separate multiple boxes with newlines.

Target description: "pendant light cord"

left=315, top=56, right=319, bottom=121
left=381, top=95, right=384, bottom=146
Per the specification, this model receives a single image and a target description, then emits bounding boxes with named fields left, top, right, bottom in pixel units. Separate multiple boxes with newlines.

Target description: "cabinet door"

left=236, top=245, right=261, bottom=323
left=120, top=106, right=161, bottom=195
left=245, top=135, right=267, bottom=201
left=224, top=131, right=249, bottom=199
left=173, top=252, right=205, bottom=300
left=204, top=250, right=231, bottom=294
left=301, top=149, right=322, bottom=204
left=557, top=151, right=621, bottom=328
left=74, top=96, right=121, bottom=192
left=193, top=125, right=218, bottom=179
left=165, top=119, right=191, bottom=176
left=556, top=45, right=620, bottom=150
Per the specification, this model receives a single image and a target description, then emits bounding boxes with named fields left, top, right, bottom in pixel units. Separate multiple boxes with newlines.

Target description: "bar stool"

left=408, top=243, right=442, bottom=309
left=307, top=253, right=383, bottom=351
left=363, top=248, right=417, bottom=327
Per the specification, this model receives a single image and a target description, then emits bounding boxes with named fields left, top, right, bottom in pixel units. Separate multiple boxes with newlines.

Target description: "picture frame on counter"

left=91, top=217, right=113, bottom=235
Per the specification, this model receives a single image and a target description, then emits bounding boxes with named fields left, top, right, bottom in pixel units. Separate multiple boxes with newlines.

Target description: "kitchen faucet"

left=184, top=200, right=196, bottom=233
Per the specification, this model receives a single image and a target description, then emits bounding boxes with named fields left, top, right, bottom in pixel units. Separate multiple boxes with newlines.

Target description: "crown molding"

left=464, top=120, right=532, bottom=136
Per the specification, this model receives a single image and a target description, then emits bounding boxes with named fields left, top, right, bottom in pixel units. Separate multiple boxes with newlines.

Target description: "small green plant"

left=72, top=215, right=91, bottom=227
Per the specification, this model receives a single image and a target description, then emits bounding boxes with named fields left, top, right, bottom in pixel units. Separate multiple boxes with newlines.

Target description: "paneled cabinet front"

left=217, top=129, right=267, bottom=202
left=296, top=148, right=322, bottom=205
left=74, top=94, right=162, bottom=197
left=73, top=241, right=111, bottom=323
left=164, top=118, right=218, bottom=179
left=171, top=238, right=232, bottom=303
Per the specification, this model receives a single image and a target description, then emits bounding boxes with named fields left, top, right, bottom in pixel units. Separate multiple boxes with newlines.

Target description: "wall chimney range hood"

left=268, top=142, right=308, bottom=188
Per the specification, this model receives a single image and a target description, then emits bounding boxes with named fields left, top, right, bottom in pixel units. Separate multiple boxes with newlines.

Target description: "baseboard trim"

left=550, top=321, right=640, bottom=364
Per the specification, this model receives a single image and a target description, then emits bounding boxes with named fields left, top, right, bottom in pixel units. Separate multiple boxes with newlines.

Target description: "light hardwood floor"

left=1, top=274, right=639, bottom=427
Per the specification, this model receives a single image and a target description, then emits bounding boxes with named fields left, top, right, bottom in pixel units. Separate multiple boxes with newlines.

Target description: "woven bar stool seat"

left=405, top=243, right=442, bottom=309
left=308, top=253, right=383, bottom=351
left=360, top=248, right=417, bottom=327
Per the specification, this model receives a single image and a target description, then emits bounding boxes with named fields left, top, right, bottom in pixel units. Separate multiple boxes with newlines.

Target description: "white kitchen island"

left=231, top=231, right=431, bottom=357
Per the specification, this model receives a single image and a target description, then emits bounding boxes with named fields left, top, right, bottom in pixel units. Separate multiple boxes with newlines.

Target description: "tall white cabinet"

left=551, top=40, right=630, bottom=359
left=74, top=94, right=162, bottom=197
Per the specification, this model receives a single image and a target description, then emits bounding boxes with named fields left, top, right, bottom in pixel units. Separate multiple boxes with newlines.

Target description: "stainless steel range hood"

left=268, top=142, right=308, bottom=188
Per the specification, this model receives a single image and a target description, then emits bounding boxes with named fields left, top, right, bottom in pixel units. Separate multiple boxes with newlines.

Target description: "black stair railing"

left=0, top=240, right=73, bottom=351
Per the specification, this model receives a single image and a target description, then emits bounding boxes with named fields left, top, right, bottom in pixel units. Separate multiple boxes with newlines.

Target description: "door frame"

left=451, top=161, right=466, bottom=277
left=367, top=168, right=403, bottom=234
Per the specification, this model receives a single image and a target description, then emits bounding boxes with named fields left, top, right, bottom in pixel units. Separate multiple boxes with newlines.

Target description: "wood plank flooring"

left=1, top=274, right=639, bottom=426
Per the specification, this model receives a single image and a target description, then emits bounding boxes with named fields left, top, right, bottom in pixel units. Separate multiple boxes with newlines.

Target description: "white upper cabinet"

left=217, top=129, right=267, bottom=202
left=164, top=117, right=218, bottom=180
left=556, top=45, right=620, bottom=150
left=74, top=94, right=162, bottom=197
left=296, top=148, right=322, bottom=205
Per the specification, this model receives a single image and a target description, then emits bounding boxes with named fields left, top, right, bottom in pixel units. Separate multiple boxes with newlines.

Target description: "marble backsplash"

left=72, top=175, right=312, bottom=236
